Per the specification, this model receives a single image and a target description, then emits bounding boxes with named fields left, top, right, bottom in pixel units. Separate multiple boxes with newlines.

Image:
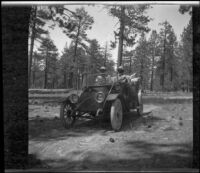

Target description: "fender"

left=106, top=93, right=119, bottom=101
left=58, top=93, right=80, bottom=104
left=105, top=93, right=129, bottom=113
left=58, top=98, right=70, bottom=104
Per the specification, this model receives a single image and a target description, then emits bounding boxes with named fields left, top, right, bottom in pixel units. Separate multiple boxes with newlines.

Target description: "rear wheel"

left=110, top=99, right=123, bottom=131
left=137, top=89, right=143, bottom=116
left=60, top=101, right=76, bottom=129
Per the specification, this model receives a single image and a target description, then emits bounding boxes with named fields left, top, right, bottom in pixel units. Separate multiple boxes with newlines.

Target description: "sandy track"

left=29, top=103, right=193, bottom=171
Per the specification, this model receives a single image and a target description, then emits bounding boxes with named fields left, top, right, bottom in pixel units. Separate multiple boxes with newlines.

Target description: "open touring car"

left=60, top=72, right=143, bottom=131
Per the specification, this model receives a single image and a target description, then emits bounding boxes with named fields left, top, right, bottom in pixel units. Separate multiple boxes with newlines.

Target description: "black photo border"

left=2, top=1, right=200, bottom=172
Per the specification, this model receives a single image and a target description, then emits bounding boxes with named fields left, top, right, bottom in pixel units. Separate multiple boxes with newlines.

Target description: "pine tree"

left=87, top=39, right=104, bottom=74
left=178, top=6, right=192, bottom=92
left=59, top=42, right=89, bottom=89
left=148, top=30, right=160, bottom=91
left=29, top=5, right=77, bottom=88
left=133, top=32, right=151, bottom=90
left=157, top=21, right=178, bottom=91
left=102, top=42, right=115, bottom=75
left=29, top=6, right=53, bottom=88
left=31, top=51, right=44, bottom=88
left=123, top=49, right=135, bottom=75
left=59, top=43, right=71, bottom=88
left=37, top=36, right=58, bottom=89
left=107, top=5, right=151, bottom=67
left=179, top=5, right=192, bottom=15
left=179, top=18, right=193, bottom=91
left=56, top=7, right=94, bottom=88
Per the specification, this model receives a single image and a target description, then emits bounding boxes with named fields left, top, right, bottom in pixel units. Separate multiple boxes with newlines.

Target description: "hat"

left=100, top=66, right=106, bottom=72
left=117, top=66, right=124, bottom=73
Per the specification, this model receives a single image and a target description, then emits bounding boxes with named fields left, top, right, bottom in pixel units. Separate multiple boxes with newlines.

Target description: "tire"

left=102, top=102, right=111, bottom=122
left=137, top=89, right=143, bottom=116
left=110, top=98, right=123, bottom=131
left=60, top=101, right=76, bottom=129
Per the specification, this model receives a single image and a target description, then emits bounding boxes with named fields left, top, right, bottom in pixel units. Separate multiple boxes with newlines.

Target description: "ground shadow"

left=29, top=116, right=111, bottom=141
left=121, top=111, right=165, bottom=131
left=28, top=154, right=49, bottom=169
left=28, top=140, right=193, bottom=171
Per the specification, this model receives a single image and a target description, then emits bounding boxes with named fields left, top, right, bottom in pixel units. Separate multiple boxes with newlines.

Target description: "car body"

left=60, top=72, right=143, bottom=131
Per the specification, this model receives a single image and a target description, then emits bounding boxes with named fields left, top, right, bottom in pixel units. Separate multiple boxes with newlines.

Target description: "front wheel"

left=60, top=101, right=76, bottom=129
left=110, top=98, right=123, bottom=131
left=137, top=89, right=143, bottom=116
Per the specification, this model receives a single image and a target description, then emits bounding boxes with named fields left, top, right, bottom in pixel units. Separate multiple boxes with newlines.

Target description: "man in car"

left=117, top=66, right=140, bottom=88
left=117, top=66, right=140, bottom=108
left=117, top=66, right=129, bottom=83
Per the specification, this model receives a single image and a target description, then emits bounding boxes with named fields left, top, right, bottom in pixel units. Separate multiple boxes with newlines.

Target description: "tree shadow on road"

left=121, top=111, right=165, bottom=131
left=28, top=140, right=193, bottom=171
left=29, top=116, right=111, bottom=141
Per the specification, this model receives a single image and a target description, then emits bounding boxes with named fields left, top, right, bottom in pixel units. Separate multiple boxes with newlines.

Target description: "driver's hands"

left=130, top=73, right=136, bottom=78
left=119, top=76, right=128, bottom=83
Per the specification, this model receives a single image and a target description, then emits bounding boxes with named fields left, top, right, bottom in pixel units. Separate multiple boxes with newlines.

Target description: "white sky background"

left=41, top=4, right=191, bottom=63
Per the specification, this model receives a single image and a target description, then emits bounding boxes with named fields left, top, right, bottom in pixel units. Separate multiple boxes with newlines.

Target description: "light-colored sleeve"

left=130, top=77, right=140, bottom=85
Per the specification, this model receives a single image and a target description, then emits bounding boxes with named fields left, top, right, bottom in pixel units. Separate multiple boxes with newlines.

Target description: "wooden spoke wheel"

left=110, top=98, right=123, bottom=131
left=60, top=101, right=76, bottom=129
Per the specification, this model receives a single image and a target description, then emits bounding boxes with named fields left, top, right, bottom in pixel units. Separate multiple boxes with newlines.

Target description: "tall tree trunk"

left=140, top=58, right=144, bottom=90
left=44, top=50, right=48, bottom=89
left=170, top=49, right=174, bottom=83
left=162, top=23, right=167, bottom=91
left=32, top=70, right=35, bottom=88
left=129, top=55, right=132, bottom=74
left=63, top=54, right=68, bottom=88
left=52, top=76, right=55, bottom=89
left=44, top=67, right=47, bottom=89
left=32, top=55, right=36, bottom=88
left=170, top=66, right=173, bottom=82
left=69, top=72, right=73, bottom=88
left=71, top=17, right=81, bottom=88
left=150, top=47, right=155, bottom=91
left=63, top=71, right=67, bottom=88
left=29, top=6, right=37, bottom=88
left=52, top=64, right=56, bottom=89
left=73, top=19, right=81, bottom=63
left=104, top=42, right=107, bottom=66
left=117, top=6, right=125, bottom=68
left=187, top=79, right=189, bottom=92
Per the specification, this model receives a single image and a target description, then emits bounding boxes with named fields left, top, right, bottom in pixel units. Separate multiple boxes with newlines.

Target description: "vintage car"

left=60, top=72, right=143, bottom=131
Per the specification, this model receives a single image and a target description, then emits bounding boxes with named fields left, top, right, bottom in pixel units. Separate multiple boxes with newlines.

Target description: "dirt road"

left=29, top=103, right=193, bottom=171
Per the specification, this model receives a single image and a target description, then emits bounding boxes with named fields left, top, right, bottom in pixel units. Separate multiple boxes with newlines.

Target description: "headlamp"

left=95, top=92, right=105, bottom=103
left=70, top=94, right=79, bottom=103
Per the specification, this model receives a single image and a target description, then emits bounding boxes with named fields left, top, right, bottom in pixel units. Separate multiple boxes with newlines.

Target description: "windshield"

left=82, top=72, right=118, bottom=87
